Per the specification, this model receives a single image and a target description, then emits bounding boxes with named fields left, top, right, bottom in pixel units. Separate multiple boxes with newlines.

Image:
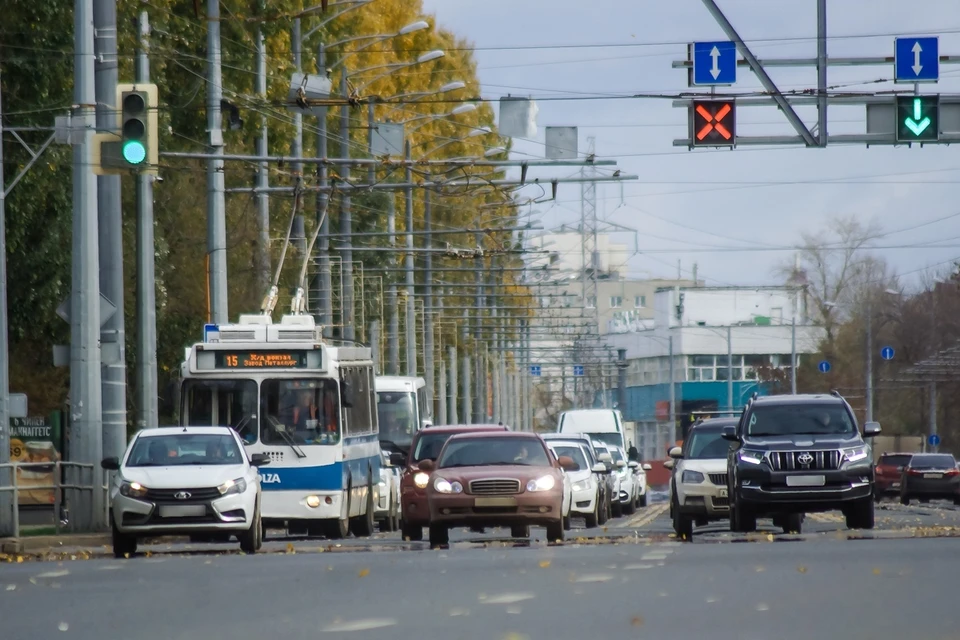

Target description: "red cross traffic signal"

left=692, top=100, right=736, bottom=147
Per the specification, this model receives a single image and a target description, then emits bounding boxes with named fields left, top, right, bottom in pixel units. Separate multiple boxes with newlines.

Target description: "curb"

left=1, top=534, right=180, bottom=555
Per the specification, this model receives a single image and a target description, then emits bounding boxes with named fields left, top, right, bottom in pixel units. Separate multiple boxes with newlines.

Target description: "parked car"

left=542, top=433, right=612, bottom=527
left=899, top=453, right=960, bottom=505
left=375, top=448, right=401, bottom=532
left=592, top=441, right=622, bottom=518
left=874, top=452, right=913, bottom=501
left=545, top=437, right=606, bottom=528
left=100, top=426, right=270, bottom=558
left=421, top=431, right=577, bottom=547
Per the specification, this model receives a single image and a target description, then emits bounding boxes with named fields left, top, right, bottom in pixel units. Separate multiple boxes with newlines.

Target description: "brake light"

left=946, top=469, right=960, bottom=477
left=908, top=469, right=924, bottom=475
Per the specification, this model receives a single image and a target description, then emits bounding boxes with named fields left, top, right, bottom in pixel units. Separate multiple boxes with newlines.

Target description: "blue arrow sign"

left=928, top=433, right=941, bottom=447
left=818, top=360, right=831, bottom=373
left=895, top=36, right=939, bottom=83
left=692, top=41, right=736, bottom=86
left=573, top=365, right=584, bottom=377
left=880, top=346, right=895, bottom=361
left=530, top=365, right=541, bottom=377
left=203, top=323, right=219, bottom=342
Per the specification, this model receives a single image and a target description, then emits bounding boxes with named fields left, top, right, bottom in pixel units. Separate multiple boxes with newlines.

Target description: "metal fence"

left=0, top=461, right=110, bottom=538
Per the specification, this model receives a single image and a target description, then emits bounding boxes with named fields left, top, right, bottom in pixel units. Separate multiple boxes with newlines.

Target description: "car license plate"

left=718, top=488, right=728, bottom=498
left=474, top=497, right=517, bottom=507
left=785, top=475, right=825, bottom=487
left=924, top=473, right=943, bottom=479
left=159, top=505, right=206, bottom=518
left=892, top=482, right=901, bottom=488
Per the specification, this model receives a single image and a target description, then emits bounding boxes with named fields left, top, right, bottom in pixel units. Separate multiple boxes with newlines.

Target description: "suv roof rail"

left=830, top=389, right=843, bottom=398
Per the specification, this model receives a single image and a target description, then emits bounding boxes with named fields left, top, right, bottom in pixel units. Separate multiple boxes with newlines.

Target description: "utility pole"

left=423, top=189, right=435, bottom=408
left=461, top=310, right=471, bottom=422
left=386, top=194, right=399, bottom=372
left=206, top=0, right=228, bottom=323
left=473, top=230, right=484, bottom=422
left=71, top=0, right=105, bottom=530
left=865, top=298, right=874, bottom=422
left=790, top=316, right=797, bottom=394
left=404, top=141, right=415, bottom=373
left=292, top=19, right=303, bottom=180
left=0, top=68, right=12, bottom=536
left=93, top=0, right=127, bottom=461
left=255, top=26, right=270, bottom=291
left=135, top=11, right=158, bottom=430
left=448, top=345, right=458, bottom=424
left=339, top=72, right=354, bottom=340
left=315, top=45, right=332, bottom=336
left=726, top=325, right=733, bottom=412
left=668, top=335, right=676, bottom=446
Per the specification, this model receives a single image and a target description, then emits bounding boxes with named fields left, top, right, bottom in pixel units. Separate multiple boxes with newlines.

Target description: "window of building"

left=586, top=296, right=596, bottom=309
left=610, top=296, right=623, bottom=308
left=634, top=295, right=646, bottom=308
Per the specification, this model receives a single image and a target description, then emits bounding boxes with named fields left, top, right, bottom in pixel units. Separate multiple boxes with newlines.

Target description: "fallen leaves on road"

left=631, top=616, right=644, bottom=627
left=286, top=543, right=295, bottom=554
left=358, top=568, right=370, bottom=578
left=538, top=560, right=551, bottom=568
left=766, top=534, right=775, bottom=542
left=797, top=565, right=808, bottom=574
left=58, top=622, right=69, bottom=632
left=873, top=568, right=881, bottom=575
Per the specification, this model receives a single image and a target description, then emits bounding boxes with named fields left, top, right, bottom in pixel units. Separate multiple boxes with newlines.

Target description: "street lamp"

left=352, top=50, right=445, bottom=92
left=417, top=127, right=492, bottom=160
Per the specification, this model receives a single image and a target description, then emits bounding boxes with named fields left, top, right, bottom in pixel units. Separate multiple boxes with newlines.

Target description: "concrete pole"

left=339, top=71, right=354, bottom=340
left=315, top=44, right=332, bottom=336
left=462, top=353, right=472, bottom=424
left=291, top=19, right=303, bottom=181
left=135, top=12, right=158, bottom=430
left=71, top=0, right=105, bottom=530
left=866, top=299, right=874, bottom=423
left=385, top=194, right=399, bottom=373
left=0, top=65, right=12, bottom=536
left=255, top=28, right=270, bottom=291
left=448, top=345, right=458, bottom=424
left=93, top=0, right=127, bottom=461
left=206, top=0, right=228, bottom=323
left=668, top=335, right=676, bottom=446
left=727, top=326, right=733, bottom=412
left=423, top=190, right=435, bottom=410
left=437, top=357, right=447, bottom=425
left=790, top=316, right=797, bottom=394
left=929, top=382, right=937, bottom=451
left=617, top=348, right=627, bottom=414
left=370, top=320, right=381, bottom=373
left=404, top=141, right=415, bottom=373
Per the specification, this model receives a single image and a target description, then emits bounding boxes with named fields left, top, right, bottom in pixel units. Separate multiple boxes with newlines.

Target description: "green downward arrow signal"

left=904, top=97, right=931, bottom=136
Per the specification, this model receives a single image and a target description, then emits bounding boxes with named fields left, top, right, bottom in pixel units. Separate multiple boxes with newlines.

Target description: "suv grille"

left=469, top=479, right=521, bottom=495
left=145, top=487, right=222, bottom=503
left=708, top=473, right=728, bottom=486
left=768, top=450, right=841, bottom=471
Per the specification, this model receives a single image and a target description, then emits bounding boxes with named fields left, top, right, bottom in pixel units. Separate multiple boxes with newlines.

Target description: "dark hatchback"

left=874, top=452, right=913, bottom=500
left=723, top=392, right=880, bottom=534
left=899, top=453, right=960, bottom=505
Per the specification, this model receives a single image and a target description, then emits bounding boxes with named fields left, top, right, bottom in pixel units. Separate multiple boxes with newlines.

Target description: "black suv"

left=722, top=392, right=881, bottom=534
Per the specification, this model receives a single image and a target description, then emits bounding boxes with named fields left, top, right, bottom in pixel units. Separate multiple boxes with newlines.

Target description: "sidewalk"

left=0, top=533, right=112, bottom=555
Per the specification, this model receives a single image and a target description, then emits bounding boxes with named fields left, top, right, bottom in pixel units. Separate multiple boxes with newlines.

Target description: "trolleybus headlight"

left=218, top=477, right=247, bottom=496
left=305, top=495, right=321, bottom=508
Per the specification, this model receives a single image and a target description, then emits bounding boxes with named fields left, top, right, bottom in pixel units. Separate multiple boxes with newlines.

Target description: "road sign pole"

left=928, top=383, right=937, bottom=452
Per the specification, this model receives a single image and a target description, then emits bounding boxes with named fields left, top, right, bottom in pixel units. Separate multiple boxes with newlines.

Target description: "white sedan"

left=101, top=426, right=269, bottom=558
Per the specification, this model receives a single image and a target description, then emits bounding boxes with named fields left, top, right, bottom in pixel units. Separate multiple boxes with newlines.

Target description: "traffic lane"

left=4, top=537, right=960, bottom=640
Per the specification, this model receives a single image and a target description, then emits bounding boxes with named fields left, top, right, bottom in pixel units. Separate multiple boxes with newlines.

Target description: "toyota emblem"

left=797, top=453, right=814, bottom=466
left=174, top=491, right=191, bottom=500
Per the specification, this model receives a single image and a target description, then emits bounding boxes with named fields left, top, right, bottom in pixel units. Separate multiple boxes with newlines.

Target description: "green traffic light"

left=122, top=140, right=146, bottom=164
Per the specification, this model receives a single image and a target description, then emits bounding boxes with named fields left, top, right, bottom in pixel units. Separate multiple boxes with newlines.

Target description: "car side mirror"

left=557, top=456, right=579, bottom=472
left=421, top=419, right=432, bottom=429
left=721, top=425, right=740, bottom=442
left=663, top=459, right=675, bottom=470
left=389, top=451, right=407, bottom=467
left=668, top=446, right=683, bottom=459
left=615, top=460, right=626, bottom=469
left=863, top=421, right=881, bottom=438
left=100, top=456, right=120, bottom=471
left=598, top=452, right=613, bottom=464
left=250, top=453, right=271, bottom=467
left=628, top=461, right=639, bottom=469
left=418, top=459, right=436, bottom=472
left=642, top=463, right=652, bottom=471
left=590, top=463, right=607, bottom=474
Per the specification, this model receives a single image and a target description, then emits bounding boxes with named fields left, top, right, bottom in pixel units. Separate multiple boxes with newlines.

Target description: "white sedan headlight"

left=434, top=478, right=463, bottom=494
left=526, top=475, right=556, bottom=492
left=571, top=480, right=590, bottom=492
left=218, top=477, right=247, bottom=496
left=119, top=480, right=148, bottom=499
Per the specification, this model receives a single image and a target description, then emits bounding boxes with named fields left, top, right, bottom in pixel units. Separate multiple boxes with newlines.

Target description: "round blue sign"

left=881, top=346, right=895, bottom=361
left=818, top=360, right=831, bottom=373
left=928, top=434, right=941, bottom=447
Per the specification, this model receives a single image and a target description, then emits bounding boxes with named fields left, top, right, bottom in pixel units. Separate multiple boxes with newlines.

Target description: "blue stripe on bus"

left=259, top=456, right=380, bottom=491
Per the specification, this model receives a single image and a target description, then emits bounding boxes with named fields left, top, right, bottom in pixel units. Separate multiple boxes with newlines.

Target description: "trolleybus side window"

left=259, top=378, right=340, bottom=446
left=342, top=366, right=376, bottom=436
left=181, top=379, right=258, bottom=444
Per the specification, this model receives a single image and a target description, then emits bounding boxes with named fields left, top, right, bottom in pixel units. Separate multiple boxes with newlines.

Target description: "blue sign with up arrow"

left=928, top=434, right=941, bottom=447
left=881, top=346, right=895, bottom=361
left=818, top=360, right=831, bottom=373
left=692, top=41, right=736, bottom=86
left=895, top=36, right=939, bottom=83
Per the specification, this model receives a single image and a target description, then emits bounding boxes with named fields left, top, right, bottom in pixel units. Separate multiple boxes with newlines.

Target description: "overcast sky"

left=420, top=0, right=960, bottom=290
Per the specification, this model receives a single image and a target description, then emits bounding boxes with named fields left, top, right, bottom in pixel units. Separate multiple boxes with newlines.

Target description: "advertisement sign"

left=8, top=416, right=62, bottom=505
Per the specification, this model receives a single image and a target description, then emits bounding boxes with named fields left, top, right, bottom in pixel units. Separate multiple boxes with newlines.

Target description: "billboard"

left=9, top=416, right=62, bottom=505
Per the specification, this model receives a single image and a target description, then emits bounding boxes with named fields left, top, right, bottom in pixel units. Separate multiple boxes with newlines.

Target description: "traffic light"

left=896, top=95, right=939, bottom=142
left=691, top=99, right=736, bottom=147
left=118, top=83, right=158, bottom=168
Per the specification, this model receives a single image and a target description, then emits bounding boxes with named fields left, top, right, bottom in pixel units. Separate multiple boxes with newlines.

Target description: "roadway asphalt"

left=5, top=505, right=960, bottom=640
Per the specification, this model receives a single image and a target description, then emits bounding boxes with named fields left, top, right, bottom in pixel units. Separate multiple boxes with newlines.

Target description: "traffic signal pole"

left=93, top=0, right=129, bottom=462
left=205, top=0, right=228, bottom=324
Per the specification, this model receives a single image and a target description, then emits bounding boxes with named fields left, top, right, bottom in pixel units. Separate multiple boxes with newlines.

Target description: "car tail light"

left=945, top=469, right=959, bottom=477
left=908, top=469, right=924, bottom=475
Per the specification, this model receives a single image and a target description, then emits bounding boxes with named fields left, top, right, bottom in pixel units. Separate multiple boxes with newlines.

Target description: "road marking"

left=625, top=503, right=669, bottom=529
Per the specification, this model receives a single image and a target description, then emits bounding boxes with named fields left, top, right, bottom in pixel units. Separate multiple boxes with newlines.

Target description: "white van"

left=557, top=409, right=626, bottom=452
left=375, top=376, right=432, bottom=455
